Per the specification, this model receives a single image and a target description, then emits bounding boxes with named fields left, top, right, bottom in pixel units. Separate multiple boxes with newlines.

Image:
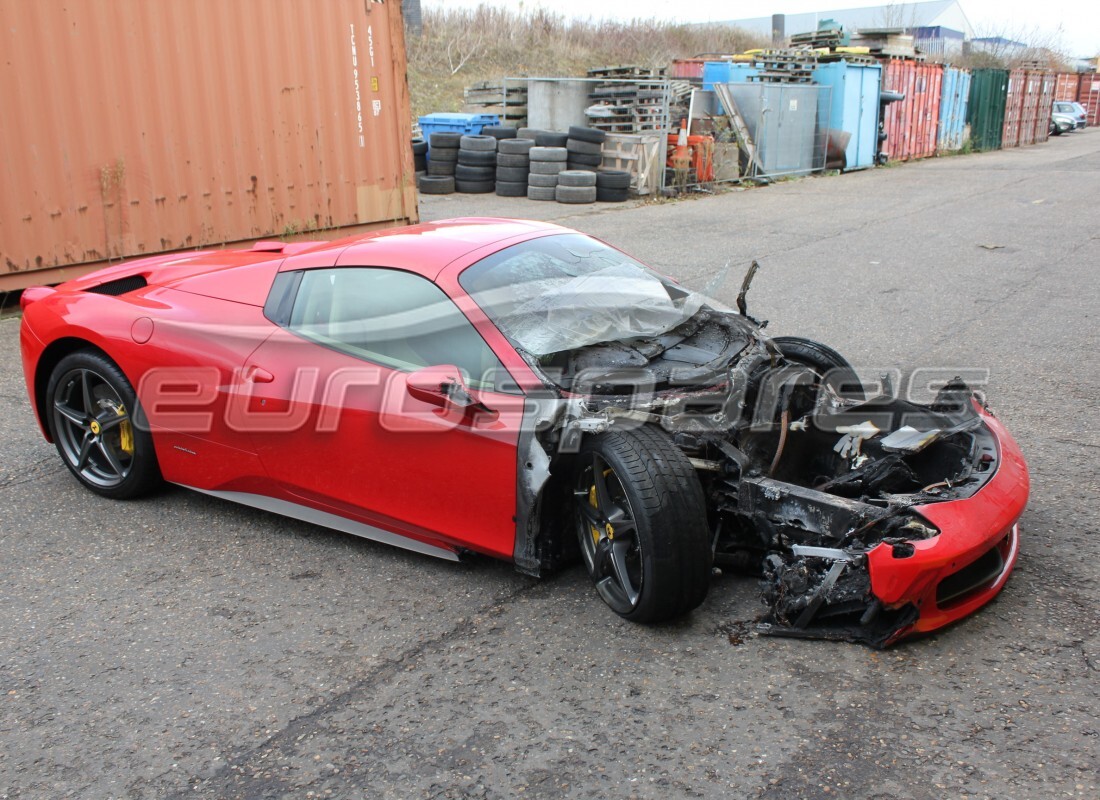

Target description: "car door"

left=237, top=266, right=527, bottom=560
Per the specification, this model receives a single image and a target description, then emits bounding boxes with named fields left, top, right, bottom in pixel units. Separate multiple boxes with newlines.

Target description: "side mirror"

left=406, top=364, right=476, bottom=409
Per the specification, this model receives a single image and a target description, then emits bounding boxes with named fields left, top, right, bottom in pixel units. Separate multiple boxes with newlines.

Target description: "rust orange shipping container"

left=1053, top=72, right=1080, bottom=102
left=1003, top=70, right=1055, bottom=148
left=0, top=0, right=417, bottom=291
left=881, top=61, right=942, bottom=162
left=1079, top=74, right=1100, bottom=127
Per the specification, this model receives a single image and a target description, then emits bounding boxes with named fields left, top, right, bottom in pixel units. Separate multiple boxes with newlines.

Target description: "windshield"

left=459, top=233, right=708, bottom=356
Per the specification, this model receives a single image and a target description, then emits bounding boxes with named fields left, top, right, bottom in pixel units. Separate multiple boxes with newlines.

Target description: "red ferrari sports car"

left=19, top=218, right=1028, bottom=646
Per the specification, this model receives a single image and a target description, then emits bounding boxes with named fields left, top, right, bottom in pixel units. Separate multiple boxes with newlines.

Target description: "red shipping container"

left=1054, top=72, right=1081, bottom=102
left=1002, top=69, right=1024, bottom=148
left=881, top=60, right=943, bottom=161
left=670, top=59, right=709, bottom=80
left=1079, top=74, right=1100, bottom=126
left=0, top=0, right=418, bottom=291
left=1004, top=70, right=1056, bottom=147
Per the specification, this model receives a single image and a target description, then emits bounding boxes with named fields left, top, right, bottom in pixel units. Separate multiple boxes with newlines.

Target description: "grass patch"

left=406, top=6, right=767, bottom=119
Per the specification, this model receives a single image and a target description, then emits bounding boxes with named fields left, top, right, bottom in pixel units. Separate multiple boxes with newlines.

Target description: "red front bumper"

left=866, top=404, right=1029, bottom=643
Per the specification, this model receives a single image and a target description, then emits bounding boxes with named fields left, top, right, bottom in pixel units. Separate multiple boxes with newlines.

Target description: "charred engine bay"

left=536, top=309, right=756, bottom=393
left=543, top=319, right=999, bottom=646
left=697, top=380, right=996, bottom=646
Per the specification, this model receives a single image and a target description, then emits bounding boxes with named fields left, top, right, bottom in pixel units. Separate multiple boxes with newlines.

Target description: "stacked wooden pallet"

left=463, top=81, right=527, bottom=126
left=850, top=29, right=919, bottom=59
left=789, top=29, right=843, bottom=49
left=748, top=50, right=818, bottom=84
left=585, top=66, right=669, bottom=134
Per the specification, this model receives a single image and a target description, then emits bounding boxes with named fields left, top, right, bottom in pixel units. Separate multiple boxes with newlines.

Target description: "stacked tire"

left=455, top=134, right=497, bottom=194
left=495, top=137, right=535, bottom=197
left=566, top=126, right=605, bottom=172
left=421, top=131, right=460, bottom=195
left=596, top=169, right=631, bottom=203
left=412, top=139, right=428, bottom=176
left=527, top=146, right=568, bottom=201
left=556, top=170, right=597, bottom=204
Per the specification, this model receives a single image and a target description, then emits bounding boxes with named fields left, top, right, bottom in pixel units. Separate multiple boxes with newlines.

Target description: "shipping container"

left=0, top=0, right=417, bottom=291
left=670, top=59, right=708, bottom=81
left=967, top=69, right=1008, bottom=151
left=937, top=66, right=971, bottom=151
left=1053, top=72, right=1081, bottom=102
left=702, top=61, right=758, bottom=90
left=1031, top=72, right=1056, bottom=145
left=1003, top=70, right=1055, bottom=148
left=1079, top=74, right=1100, bottom=127
left=881, top=60, right=943, bottom=161
left=812, top=62, right=883, bottom=171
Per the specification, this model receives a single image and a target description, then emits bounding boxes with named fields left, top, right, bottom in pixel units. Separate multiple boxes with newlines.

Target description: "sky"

left=424, top=1, right=1099, bottom=58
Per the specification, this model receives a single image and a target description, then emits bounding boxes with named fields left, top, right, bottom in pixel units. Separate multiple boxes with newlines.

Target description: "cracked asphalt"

left=2, top=130, right=1098, bottom=799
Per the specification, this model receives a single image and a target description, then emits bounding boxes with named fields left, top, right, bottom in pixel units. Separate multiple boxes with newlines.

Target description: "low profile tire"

left=527, top=173, right=559, bottom=188
left=556, top=185, right=597, bottom=204
left=568, top=125, right=607, bottom=144
left=46, top=350, right=162, bottom=499
left=459, top=134, right=497, bottom=151
left=574, top=425, right=711, bottom=623
left=772, top=336, right=864, bottom=399
left=527, top=185, right=557, bottom=201
left=411, top=138, right=428, bottom=156
left=455, top=179, right=495, bottom=193
left=418, top=175, right=455, bottom=194
left=558, top=170, right=597, bottom=187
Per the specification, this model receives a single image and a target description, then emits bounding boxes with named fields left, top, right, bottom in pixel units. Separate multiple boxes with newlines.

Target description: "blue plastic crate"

left=419, top=113, right=500, bottom=149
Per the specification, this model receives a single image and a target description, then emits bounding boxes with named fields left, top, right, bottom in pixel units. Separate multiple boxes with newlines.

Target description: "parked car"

left=1051, top=101, right=1087, bottom=133
left=18, top=219, right=1029, bottom=647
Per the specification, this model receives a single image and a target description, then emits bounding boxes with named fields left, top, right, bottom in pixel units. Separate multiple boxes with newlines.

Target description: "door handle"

left=245, top=366, right=275, bottom=383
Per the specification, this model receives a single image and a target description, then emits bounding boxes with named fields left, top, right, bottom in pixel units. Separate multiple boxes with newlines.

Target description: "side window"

left=287, top=268, right=512, bottom=391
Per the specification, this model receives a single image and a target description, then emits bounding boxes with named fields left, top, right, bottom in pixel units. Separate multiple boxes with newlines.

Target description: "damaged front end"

left=459, top=236, right=1025, bottom=644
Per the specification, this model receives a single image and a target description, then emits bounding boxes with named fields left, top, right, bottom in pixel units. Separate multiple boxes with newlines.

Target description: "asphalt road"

left=3, top=131, right=1098, bottom=799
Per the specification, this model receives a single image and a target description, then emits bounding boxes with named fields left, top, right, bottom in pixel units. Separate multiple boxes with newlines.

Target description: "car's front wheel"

left=46, top=350, right=162, bottom=499
left=573, top=424, right=712, bottom=623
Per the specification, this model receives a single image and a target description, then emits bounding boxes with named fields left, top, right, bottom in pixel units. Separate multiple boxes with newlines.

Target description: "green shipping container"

left=967, top=69, right=1009, bottom=151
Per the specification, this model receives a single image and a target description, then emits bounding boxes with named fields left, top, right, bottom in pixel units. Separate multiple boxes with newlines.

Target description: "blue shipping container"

left=418, top=113, right=500, bottom=154
left=811, top=62, right=882, bottom=171
left=702, top=61, right=758, bottom=91
left=938, top=67, right=972, bottom=151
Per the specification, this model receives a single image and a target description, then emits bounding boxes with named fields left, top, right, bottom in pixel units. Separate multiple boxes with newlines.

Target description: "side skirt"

left=181, top=486, right=461, bottom=562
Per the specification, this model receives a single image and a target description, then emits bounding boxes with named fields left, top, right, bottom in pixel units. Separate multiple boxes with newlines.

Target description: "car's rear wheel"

left=46, top=350, right=162, bottom=499
left=573, top=425, right=711, bottom=623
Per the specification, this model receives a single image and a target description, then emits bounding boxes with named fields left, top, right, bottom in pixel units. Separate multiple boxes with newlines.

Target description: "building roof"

left=720, top=1, right=974, bottom=40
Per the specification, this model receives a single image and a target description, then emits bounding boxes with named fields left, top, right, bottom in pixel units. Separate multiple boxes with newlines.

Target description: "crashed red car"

left=19, top=218, right=1028, bottom=646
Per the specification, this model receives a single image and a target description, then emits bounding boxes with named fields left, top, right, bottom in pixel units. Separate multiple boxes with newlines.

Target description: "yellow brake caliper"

left=588, top=469, right=615, bottom=545
left=116, top=405, right=134, bottom=455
